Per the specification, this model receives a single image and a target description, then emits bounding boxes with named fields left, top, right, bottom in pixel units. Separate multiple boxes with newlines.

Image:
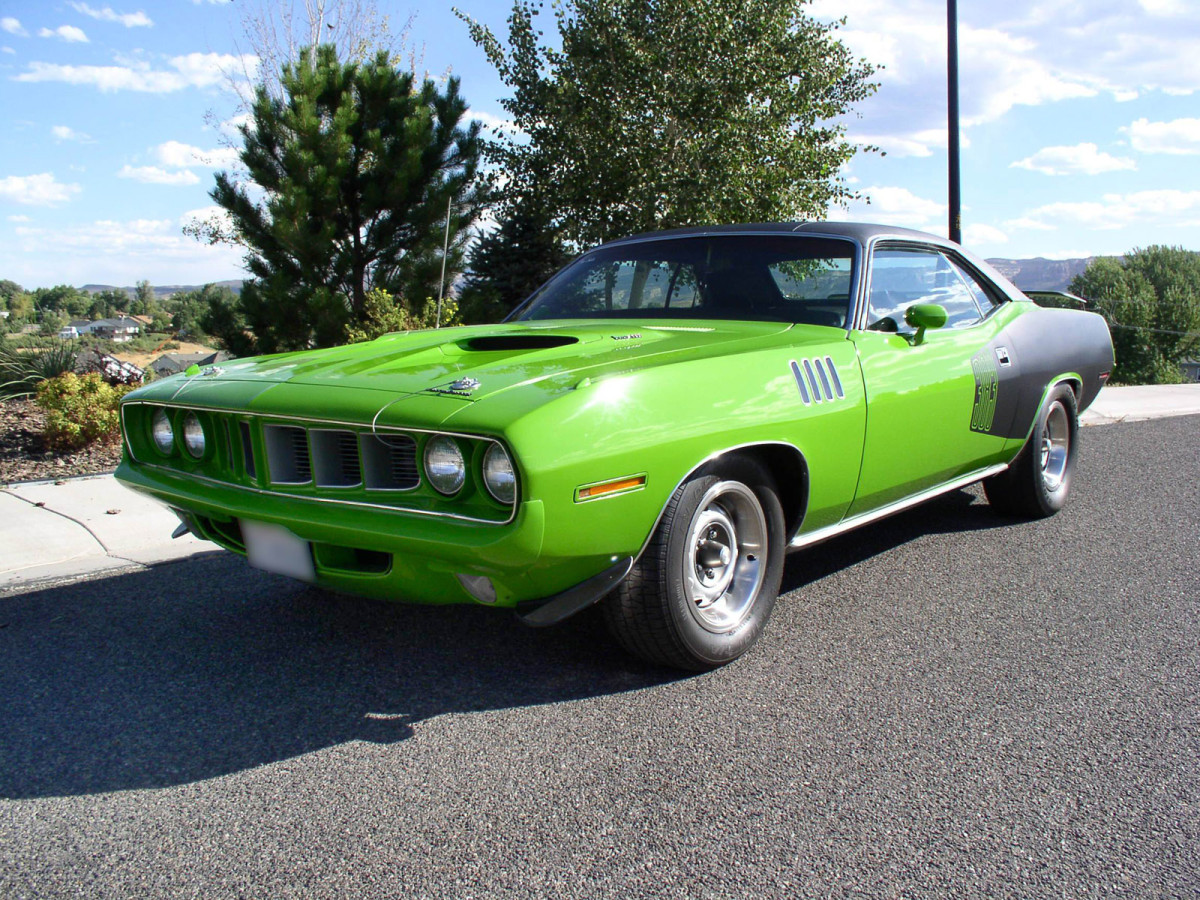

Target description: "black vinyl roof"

left=606, top=221, right=950, bottom=246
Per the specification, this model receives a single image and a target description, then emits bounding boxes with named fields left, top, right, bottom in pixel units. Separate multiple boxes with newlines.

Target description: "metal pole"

left=435, top=194, right=452, bottom=328
left=947, top=0, right=962, bottom=244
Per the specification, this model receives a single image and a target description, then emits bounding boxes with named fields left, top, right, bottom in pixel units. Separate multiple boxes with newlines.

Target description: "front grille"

left=311, top=429, right=363, bottom=488
left=359, top=433, right=419, bottom=490
left=264, top=425, right=312, bottom=484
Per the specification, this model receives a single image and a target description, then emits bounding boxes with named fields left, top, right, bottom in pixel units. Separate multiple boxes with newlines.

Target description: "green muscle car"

left=116, top=223, right=1114, bottom=670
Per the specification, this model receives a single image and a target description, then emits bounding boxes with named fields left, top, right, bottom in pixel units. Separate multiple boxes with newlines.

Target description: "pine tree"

left=208, top=44, right=484, bottom=352
left=458, top=199, right=572, bottom=324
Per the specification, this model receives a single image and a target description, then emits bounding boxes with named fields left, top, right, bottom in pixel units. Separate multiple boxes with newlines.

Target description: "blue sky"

left=0, top=0, right=1198, bottom=289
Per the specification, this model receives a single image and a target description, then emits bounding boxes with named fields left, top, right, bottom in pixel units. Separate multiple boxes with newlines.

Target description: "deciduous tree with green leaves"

left=199, top=43, right=485, bottom=352
left=457, top=0, right=875, bottom=252
left=1071, top=246, right=1200, bottom=385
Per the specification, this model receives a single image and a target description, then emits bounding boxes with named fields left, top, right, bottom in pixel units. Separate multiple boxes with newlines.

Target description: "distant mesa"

left=986, top=258, right=1093, bottom=293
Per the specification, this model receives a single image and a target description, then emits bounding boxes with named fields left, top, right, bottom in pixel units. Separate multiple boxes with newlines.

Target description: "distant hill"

left=986, top=258, right=1097, bottom=292
left=80, top=280, right=244, bottom=299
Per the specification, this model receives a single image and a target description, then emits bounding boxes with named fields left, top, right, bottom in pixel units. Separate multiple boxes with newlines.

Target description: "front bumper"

left=116, top=459, right=622, bottom=610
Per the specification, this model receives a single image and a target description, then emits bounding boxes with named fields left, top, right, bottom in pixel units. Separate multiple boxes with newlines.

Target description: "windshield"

left=517, top=234, right=857, bottom=327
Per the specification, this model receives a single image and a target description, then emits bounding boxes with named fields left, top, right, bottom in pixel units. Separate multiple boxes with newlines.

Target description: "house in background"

left=148, top=350, right=231, bottom=379
left=88, top=316, right=141, bottom=342
left=1182, top=359, right=1200, bottom=383
left=57, top=325, right=80, bottom=340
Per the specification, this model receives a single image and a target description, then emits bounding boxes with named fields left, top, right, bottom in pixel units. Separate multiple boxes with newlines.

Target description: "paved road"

left=1, top=417, right=1197, bottom=899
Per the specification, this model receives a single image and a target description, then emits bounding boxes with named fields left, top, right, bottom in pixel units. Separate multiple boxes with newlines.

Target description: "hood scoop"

left=461, top=334, right=579, bottom=352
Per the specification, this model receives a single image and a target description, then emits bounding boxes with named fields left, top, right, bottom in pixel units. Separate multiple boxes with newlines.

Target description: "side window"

left=946, top=256, right=1002, bottom=315
left=866, top=248, right=983, bottom=332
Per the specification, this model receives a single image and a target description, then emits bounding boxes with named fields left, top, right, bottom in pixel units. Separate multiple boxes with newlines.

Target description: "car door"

left=847, top=243, right=1013, bottom=516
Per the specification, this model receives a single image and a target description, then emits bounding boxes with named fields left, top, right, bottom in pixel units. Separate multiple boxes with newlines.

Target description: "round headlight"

left=424, top=436, right=466, bottom=495
left=482, top=443, right=516, bottom=504
left=151, top=409, right=174, bottom=454
left=182, top=412, right=206, bottom=458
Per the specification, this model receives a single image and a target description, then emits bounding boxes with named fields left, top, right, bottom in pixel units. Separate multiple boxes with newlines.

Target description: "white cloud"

left=16, top=52, right=257, bottom=92
left=39, top=25, right=89, bottom=43
left=216, top=113, right=252, bottom=138
left=1125, top=117, right=1200, bottom=155
left=118, top=165, right=200, bottom=186
left=2, top=46, right=15, bottom=54
left=1012, top=189, right=1200, bottom=231
left=1, top=18, right=27, bottom=37
left=831, top=185, right=947, bottom=230
left=0, top=173, right=81, bottom=206
left=154, top=140, right=240, bottom=169
left=807, top=0, right=1200, bottom=154
left=469, top=110, right=517, bottom=136
left=1011, top=143, right=1136, bottom=176
left=8, top=217, right=245, bottom=286
left=7, top=215, right=32, bottom=223
left=1140, top=0, right=1188, bottom=14
left=963, top=223, right=1009, bottom=247
left=69, top=3, right=153, bottom=28
left=51, top=125, right=91, bottom=142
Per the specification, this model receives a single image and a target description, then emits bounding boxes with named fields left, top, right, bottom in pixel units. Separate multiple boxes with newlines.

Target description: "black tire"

left=984, top=383, right=1079, bottom=518
left=603, top=456, right=786, bottom=671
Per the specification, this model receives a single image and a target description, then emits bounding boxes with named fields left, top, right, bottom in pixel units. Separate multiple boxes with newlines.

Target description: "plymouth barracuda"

left=116, top=223, right=1114, bottom=669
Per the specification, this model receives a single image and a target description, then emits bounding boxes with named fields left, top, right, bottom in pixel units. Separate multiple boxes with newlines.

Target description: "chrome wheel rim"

left=683, top=481, right=767, bottom=633
left=1040, top=401, right=1070, bottom=491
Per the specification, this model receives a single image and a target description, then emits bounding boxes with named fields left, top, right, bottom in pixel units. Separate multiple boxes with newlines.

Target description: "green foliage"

left=202, top=43, right=485, bottom=352
left=168, top=284, right=232, bottom=339
left=133, top=280, right=158, bottom=316
left=200, top=288, right=257, bottom=357
left=457, top=0, right=876, bottom=250
left=36, top=372, right=130, bottom=451
left=345, top=287, right=456, bottom=342
left=458, top=199, right=573, bottom=324
left=32, top=285, right=91, bottom=320
left=1, top=341, right=79, bottom=398
left=1071, top=247, right=1200, bottom=385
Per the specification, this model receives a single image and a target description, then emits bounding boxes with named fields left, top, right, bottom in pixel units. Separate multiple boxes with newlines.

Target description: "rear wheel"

left=985, top=383, right=1079, bottom=518
left=603, top=456, right=785, bottom=670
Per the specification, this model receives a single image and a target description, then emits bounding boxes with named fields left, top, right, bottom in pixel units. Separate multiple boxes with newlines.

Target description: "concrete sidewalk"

left=2, top=383, right=1198, bottom=591
left=0, top=474, right=215, bottom=590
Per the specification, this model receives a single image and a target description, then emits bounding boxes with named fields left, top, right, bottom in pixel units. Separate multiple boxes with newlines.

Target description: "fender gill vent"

left=790, top=358, right=845, bottom=405
left=463, top=335, right=578, bottom=351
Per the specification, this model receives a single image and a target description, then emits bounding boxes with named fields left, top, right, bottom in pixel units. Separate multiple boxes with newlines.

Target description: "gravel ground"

left=1, top=416, right=1197, bottom=899
left=0, top=398, right=123, bottom=484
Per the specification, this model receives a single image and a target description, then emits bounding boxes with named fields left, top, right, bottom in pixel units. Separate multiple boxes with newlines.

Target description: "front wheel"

left=603, top=456, right=785, bottom=671
left=985, top=383, right=1079, bottom=518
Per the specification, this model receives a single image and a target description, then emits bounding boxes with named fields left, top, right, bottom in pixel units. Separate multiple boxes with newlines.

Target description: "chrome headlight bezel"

left=424, top=435, right=466, bottom=496
left=482, top=442, right=517, bottom=505
left=150, top=408, right=175, bottom=456
left=181, top=412, right=206, bottom=459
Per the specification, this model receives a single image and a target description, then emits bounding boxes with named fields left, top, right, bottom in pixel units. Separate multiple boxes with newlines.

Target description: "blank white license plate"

left=241, top=519, right=316, bottom=582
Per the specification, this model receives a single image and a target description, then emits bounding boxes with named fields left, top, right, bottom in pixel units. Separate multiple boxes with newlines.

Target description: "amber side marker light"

left=575, top=474, right=648, bottom=502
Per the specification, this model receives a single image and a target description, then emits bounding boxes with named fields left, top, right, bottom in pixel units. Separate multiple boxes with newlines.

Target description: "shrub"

left=1, top=342, right=78, bottom=397
left=35, top=372, right=130, bottom=450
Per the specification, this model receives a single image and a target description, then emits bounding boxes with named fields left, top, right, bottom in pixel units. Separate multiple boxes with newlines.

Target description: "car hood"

left=155, top=320, right=814, bottom=402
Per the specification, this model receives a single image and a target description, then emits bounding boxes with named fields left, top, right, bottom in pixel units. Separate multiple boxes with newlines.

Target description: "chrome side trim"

left=788, top=463, right=1008, bottom=550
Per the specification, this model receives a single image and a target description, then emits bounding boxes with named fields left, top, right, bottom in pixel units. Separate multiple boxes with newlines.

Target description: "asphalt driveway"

left=1, top=416, right=1197, bottom=899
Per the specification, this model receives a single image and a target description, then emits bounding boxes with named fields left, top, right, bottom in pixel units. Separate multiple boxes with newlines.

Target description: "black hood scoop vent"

left=462, top=334, right=579, bottom=351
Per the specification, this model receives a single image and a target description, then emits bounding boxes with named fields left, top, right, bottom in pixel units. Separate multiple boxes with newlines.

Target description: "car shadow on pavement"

left=0, top=553, right=678, bottom=800
left=779, top=486, right=1008, bottom=595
